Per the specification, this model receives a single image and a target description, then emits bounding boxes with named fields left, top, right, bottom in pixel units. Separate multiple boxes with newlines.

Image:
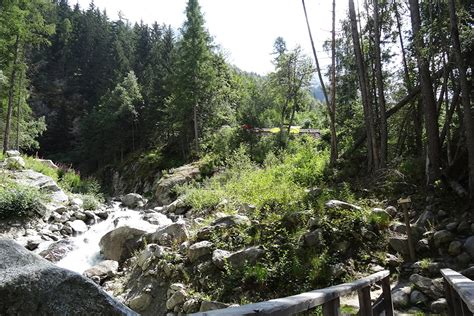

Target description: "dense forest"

left=1, top=0, right=472, bottom=199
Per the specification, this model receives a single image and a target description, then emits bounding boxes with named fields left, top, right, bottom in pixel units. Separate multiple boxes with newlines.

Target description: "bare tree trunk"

left=302, top=0, right=338, bottom=163
left=15, top=71, right=23, bottom=151
left=329, top=0, right=338, bottom=165
left=393, top=0, right=411, bottom=89
left=3, top=35, right=20, bottom=155
left=301, top=0, right=329, bottom=106
left=193, top=101, right=199, bottom=155
left=373, top=0, right=388, bottom=167
left=349, top=0, right=378, bottom=171
left=448, top=0, right=474, bottom=200
left=408, top=0, right=441, bottom=184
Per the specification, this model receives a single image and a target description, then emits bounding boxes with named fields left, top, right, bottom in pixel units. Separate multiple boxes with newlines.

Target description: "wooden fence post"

left=380, top=275, right=394, bottom=316
left=322, top=297, right=341, bottom=316
left=358, top=286, right=373, bottom=316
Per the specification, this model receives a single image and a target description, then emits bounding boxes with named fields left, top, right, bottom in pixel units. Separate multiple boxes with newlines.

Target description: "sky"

left=75, top=0, right=348, bottom=75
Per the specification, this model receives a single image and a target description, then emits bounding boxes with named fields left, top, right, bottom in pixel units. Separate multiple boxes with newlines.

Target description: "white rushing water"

left=56, top=202, right=148, bottom=274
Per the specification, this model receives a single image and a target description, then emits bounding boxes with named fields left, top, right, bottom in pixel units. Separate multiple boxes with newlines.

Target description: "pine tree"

left=170, top=0, right=214, bottom=157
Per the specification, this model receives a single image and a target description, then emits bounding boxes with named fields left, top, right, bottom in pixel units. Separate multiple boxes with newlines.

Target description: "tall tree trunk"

left=349, top=0, right=378, bottom=171
left=408, top=0, right=441, bottom=184
left=3, top=35, right=20, bottom=155
left=373, top=0, right=388, bottom=167
left=302, top=0, right=338, bottom=163
left=15, top=71, right=24, bottom=151
left=393, top=0, right=411, bottom=89
left=193, top=101, right=199, bottom=155
left=448, top=0, right=474, bottom=200
left=329, top=0, right=338, bottom=165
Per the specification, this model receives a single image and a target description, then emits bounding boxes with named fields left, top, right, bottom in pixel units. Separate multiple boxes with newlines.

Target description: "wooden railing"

left=442, top=269, right=474, bottom=315
left=192, top=270, right=393, bottom=316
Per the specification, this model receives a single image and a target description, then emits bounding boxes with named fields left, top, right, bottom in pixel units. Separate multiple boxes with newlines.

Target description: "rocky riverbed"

left=1, top=152, right=473, bottom=315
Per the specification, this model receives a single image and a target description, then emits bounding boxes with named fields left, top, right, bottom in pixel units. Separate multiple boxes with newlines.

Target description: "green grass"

left=24, top=156, right=60, bottom=181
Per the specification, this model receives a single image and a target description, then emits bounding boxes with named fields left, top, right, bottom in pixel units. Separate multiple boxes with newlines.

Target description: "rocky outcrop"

left=12, top=169, right=68, bottom=205
left=155, top=164, right=200, bottom=205
left=0, top=239, right=137, bottom=315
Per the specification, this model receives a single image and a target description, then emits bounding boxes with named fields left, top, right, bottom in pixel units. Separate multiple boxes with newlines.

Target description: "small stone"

left=325, top=200, right=361, bottom=211
left=170, top=283, right=186, bottom=292
left=433, top=230, right=454, bottom=247
left=212, top=249, right=231, bottom=269
left=410, top=290, right=428, bottom=305
left=70, top=198, right=83, bottom=207
left=430, top=298, right=448, bottom=314
left=166, top=289, right=187, bottom=310
left=458, top=221, right=471, bottom=234
left=463, top=236, right=474, bottom=257
left=128, top=293, right=151, bottom=312
left=389, top=236, right=409, bottom=256
left=188, top=241, right=213, bottom=263
left=385, top=206, right=397, bottom=218
left=391, top=287, right=411, bottom=308
left=182, top=299, right=200, bottom=314
left=437, top=209, right=448, bottom=218
left=448, top=240, right=463, bottom=256
left=457, top=252, right=471, bottom=265
left=304, top=229, right=324, bottom=247
left=68, top=220, right=88, bottom=234
left=446, top=222, right=458, bottom=232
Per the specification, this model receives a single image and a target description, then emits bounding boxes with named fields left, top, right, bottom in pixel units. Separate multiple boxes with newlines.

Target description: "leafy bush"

left=58, top=169, right=101, bottom=195
left=58, top=169, right=81, bottom=192
left=81, top=193, right=104, bottom=210
left=0, top=180, right=45, bottom=219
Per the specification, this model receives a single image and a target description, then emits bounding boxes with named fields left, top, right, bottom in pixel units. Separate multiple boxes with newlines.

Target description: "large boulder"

left=227, top=246, right=266, bottom=269
left=100, top=224, right=155, bottom=262
left=121, top=193, right=145, bottom=208
left=0, top=239, right=137, bottom=315
left=146, top=222, right=189, bottom=246
left=155, top=164, right=200, bottom=205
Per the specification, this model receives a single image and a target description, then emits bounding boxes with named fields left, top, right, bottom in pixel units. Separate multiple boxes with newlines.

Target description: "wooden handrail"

left=441, top=268, right=474, bottom=314
left=192, top=270, right=392, bottom=316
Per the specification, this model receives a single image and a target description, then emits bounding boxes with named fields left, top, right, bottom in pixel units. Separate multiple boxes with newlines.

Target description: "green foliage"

left=0, top=179, right=46, bottom=219
left=24, top=156, right=59, bottom=181
left=81, top=193, right=104, bottom=210
left=58, top=169, right=101, bottom=195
